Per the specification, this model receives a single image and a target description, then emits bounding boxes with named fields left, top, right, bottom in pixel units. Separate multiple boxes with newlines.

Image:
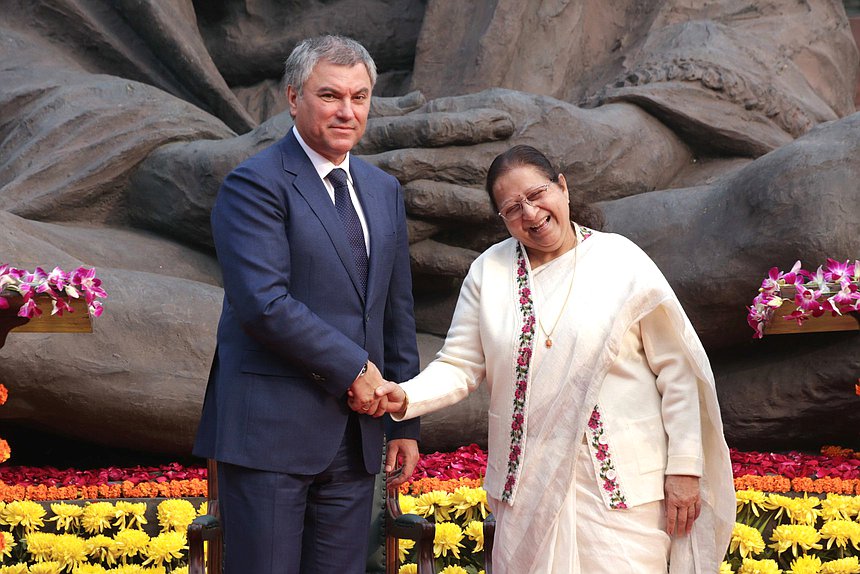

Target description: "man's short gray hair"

left=284, top=35, right=377, bottom=95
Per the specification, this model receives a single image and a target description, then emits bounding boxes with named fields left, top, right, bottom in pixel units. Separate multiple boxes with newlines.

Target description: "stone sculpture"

left=0, top=0, right=857, bottom=454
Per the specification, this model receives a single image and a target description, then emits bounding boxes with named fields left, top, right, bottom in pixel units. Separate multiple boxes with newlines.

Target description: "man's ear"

left=286, top=85, right=299, bottom=118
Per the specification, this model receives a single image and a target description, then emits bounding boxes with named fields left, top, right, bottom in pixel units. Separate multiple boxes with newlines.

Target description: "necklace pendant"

left=545, top=338, right=553, bottom=348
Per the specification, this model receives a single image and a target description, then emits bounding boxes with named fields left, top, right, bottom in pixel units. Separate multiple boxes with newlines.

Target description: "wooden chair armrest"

left=188, top=514, right=221, bottom=574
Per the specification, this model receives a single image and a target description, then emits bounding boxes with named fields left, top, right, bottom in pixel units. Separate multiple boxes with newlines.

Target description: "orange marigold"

left=0, top=384, right=8, bottom=405
left=0, top=439, right=10, bottom=464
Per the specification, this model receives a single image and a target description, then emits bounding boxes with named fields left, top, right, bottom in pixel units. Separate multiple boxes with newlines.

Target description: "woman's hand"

left=374, top=381, right=408, bottom=417
left=664, top=475, right=701, bottom=537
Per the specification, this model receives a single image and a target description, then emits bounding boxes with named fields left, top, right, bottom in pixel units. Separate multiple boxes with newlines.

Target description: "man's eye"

left=319, top=94, right=336, bottom=101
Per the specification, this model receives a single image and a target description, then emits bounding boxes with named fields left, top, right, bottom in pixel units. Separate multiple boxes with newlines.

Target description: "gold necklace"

left=536, top=236, right=578, bottom=349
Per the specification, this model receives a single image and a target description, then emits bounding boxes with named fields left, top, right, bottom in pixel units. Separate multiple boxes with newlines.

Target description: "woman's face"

left=492, top=165, right=575, bottom=266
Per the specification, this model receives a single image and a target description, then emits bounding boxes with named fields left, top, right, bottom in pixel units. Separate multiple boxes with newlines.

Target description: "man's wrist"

left=357, top=360, right=368, bottom=379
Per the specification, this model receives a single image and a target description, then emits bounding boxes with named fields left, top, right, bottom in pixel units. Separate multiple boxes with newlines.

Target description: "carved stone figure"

left=0, top=0, right=857, bottom=454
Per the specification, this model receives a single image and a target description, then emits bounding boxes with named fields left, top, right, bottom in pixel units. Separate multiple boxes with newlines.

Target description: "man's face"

left=287, top=60, right=372, bottom=165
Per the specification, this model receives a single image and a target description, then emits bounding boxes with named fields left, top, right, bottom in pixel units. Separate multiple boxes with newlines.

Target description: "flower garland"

left=747, top=258, right=860, bottom=338
left=0, top=264, right=107, bottom=319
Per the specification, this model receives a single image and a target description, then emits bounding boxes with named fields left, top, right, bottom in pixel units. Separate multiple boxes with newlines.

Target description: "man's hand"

left=664, top=475, right=701, bottom=537
left=374, top=381, right=408, bottom=416
left=347, top=360, right=384, bottom=414
left=386, top=438, right=419, bottom=489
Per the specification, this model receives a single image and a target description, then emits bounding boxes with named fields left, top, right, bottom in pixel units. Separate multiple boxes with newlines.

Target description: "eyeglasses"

left=498, top=183, right=552, bottom=221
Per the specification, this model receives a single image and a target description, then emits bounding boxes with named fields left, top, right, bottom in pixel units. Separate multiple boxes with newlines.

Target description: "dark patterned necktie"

left=328, top=168, right=368, bottom=295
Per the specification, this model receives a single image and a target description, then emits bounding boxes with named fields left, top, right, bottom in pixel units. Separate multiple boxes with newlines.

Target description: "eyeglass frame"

left=497, top=182, right=554, bottom=222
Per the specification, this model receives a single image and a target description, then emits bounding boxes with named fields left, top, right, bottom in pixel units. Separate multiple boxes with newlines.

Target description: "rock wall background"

left=0, top=0, right=858, bottom=455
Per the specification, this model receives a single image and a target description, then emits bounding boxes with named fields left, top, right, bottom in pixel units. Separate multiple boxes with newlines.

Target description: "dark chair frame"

left=187, top=460, right=495, bottom=574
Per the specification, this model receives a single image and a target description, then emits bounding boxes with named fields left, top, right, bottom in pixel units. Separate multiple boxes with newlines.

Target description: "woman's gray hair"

left=283, top=35, right=377, bottom=94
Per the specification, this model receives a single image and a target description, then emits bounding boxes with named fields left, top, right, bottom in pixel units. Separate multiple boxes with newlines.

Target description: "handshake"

left=347, top=359, right=409, bottom=418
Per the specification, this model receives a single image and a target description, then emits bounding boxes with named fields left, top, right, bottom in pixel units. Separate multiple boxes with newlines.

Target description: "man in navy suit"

left=193, top=35, right=420, bottom=574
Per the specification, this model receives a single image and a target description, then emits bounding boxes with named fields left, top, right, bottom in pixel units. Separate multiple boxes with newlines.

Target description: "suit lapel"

left=280, top=134, right=367, bottom=301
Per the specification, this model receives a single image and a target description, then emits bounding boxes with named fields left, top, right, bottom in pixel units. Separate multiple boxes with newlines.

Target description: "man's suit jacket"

left=193, top=130, right=420, bottom=474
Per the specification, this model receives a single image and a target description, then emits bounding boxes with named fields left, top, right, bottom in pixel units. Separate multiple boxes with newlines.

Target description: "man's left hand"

left=385, top=438, right=419, bottom=489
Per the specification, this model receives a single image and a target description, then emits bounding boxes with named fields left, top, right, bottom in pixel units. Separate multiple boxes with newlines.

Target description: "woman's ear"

left=558, top=173, right=569, bottom=196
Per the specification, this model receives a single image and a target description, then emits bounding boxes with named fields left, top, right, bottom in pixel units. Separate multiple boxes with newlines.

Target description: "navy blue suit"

left=193, top=129, right=420, bottom=572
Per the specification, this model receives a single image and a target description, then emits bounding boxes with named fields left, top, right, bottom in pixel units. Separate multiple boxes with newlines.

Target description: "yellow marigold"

left=0, top=531, right=15, bottom=559
left=765, top=493, right=795, bottom=520
left=50, top=534, right=89, bottom=571
left=398, top=538, right=415, bottom=563
left=738, top=558, right=781, bottom=574
left=156, top=499, right=197, bottom=532
left=398, top=565, right=417, bottom=574
left=72, top=565, right=108, bottom=574
left=398, top=494, right=417, bottom=515
left=449, top=486, right=488, bottom=522
left=819, top=519, right=860, bottom=551
left=720, top=561, right=735, bottom=574
left=113, top=501, right=147, bottom=530
left=48, top=502, right=85, bottom=532
left=820, top=556, right=860, bottom=574
left=113, top=528, right=151, bottom=560
left=787, top=554, right=823, bottom=574
left=105, top=566, right=147, bottom=573
left=85, top=534, right=118, bottom=566
left=730, top=523, right=766, bottom=558
left=142, top=531, right=187, bottom=566
left=172, top=567, right=188, bottom=574
left=414, top=491, right=452, bottom=521
left=438, top=566, right=468, bottom=574
left=0, top=564, right=29, bottom=574
left=28, top=562, right=63, bottom=574
left=82, top=502, right=117, bottom=534
left=24, top=531, right=59, bottom=562
left=464, top=520, right=485, bottom=552
left=769, top=524, right=823, bottom=557
left=432, top=522, right=464, bottom=559
left=1, top=499, right=46, bottom=531
left=737, top=489, right=769, bottom=517
left=196, top=501, right=208, bottom=516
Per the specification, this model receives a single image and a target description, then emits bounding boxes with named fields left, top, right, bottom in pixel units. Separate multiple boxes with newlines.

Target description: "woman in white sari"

left=376, top=145, right=735, bottom=573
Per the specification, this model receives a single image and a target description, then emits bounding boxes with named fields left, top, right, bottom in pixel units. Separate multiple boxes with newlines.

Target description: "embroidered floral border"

left=502, top=244, right=536, bottom=502
left=587, top=405, right=628, bottom=509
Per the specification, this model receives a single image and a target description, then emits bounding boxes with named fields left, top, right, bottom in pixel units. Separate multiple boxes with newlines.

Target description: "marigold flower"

left=398, top=494, right=417, bottom=515
left=439, top=566, right=468, bottom=574
left=719, top=561, right=735, bottom=574
left=432, top=522, right=464, bottom=559
left=156, top=499, right=196, bottom=532
left=738, top=558, right=781, bottom=574
left=0, top=531, right=14, bottom=559
left=730, top=523, right=766, bottom=558
left=820, top=494, right=860, bottom=521
left=196, top=501, right=208, bottom=516
left=48, top=502, right=85, bottom=532
left=787, top=554, right=822, bottom=574
left=0, top=564, right=29, bottom=574
left=0, top=499, right=46, bottom=531
left=81, top=502, right=116, bottom=534
left=398, top=565, right=417, bottom=574
left=820, top=556, right=860, bottom=574
left=72, top=565, right=108, bottom=573
left=769, top=524, right=823, bottom=556
left=448, top=486, right=488, bottom=522
left=141, top=531, right=187, bottom=566
left=0, top=384, right=8, bottom=405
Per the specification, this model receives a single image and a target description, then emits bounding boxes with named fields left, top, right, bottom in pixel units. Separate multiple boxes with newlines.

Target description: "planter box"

left=1, top=291, right=92, bottom=334
left=764, top=284, right=860, bottom=335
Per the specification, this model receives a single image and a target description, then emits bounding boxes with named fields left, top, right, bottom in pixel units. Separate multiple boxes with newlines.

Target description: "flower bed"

left=0, top=445, right=857, bottom=573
